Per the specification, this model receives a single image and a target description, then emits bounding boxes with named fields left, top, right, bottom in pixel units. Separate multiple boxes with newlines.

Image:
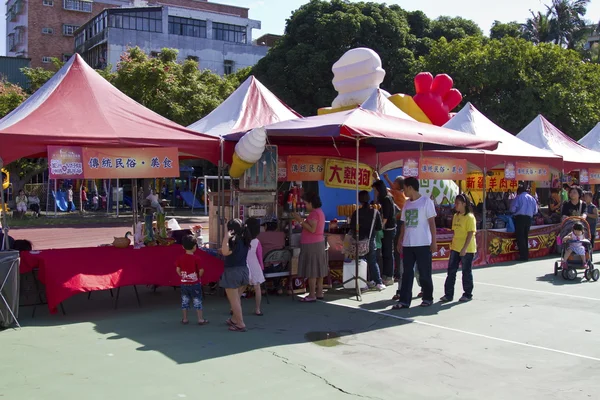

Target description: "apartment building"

left=6, top=0, right=131, bottom=68
left=6, top=0, right=267, bottom=72
left=74, top=1, right=267, bottom=75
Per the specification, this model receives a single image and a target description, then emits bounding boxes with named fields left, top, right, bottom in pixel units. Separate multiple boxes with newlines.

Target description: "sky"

left=2, top=0, right=599, bottom=55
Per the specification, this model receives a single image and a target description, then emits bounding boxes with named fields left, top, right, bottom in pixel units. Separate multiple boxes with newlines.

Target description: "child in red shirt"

left=176, top=235, right=208, bottom=325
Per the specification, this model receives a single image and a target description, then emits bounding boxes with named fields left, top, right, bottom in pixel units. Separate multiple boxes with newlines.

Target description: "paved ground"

left=8, top=213, right=209, bottom=249
left=1, top=254, right=599, bottom=399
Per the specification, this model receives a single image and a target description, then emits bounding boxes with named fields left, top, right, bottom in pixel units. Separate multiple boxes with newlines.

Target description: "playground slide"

left=52, top=191, right=68, bottom=212
left=123, top=196, right=133, bottom=208
left=180, top=191, right=203, bottom=208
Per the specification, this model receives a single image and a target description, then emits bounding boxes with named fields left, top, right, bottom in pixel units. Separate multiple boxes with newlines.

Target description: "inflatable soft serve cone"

left=229, top=127, right=267, bottom=178
left=331, top=48, right=386, bottom=109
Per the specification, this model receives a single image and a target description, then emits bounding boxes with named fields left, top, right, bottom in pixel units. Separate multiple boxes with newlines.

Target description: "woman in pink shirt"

left=293, top=192, right=327, bottom=302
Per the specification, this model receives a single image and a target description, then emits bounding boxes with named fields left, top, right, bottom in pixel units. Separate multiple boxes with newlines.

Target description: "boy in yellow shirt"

left=440, top=194, right=476, bottom=302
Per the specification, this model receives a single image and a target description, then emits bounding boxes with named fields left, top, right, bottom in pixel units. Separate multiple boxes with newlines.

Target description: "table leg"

left=60, top=303, right=66, bottom=315
left=133, top=285, right=141, bottom=307
left=114, top=287, right=121, bottom=310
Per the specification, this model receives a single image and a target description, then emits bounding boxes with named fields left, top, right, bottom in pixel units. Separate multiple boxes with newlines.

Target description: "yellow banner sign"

left=324, top=159, right=372, bottom=191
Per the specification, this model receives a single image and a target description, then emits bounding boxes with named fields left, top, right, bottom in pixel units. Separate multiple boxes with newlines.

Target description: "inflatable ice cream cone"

left=229, top=127, right=267, bottom=178
left=230, top=153, right=255, bottom=178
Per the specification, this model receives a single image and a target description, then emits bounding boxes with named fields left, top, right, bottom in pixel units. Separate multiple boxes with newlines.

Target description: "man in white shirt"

left=393, top=177, right=437, bottom=309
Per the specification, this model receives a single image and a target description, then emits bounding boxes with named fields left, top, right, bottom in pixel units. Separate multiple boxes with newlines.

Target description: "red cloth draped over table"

left=20, top=246, right=224, bottom=314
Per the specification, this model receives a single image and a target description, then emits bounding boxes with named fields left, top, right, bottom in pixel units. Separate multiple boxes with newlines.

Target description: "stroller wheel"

left=592, top=269, right=600, bottom=282
left=554, top=261, right=559, bottom=276
left=584, top=269, right=591, bottom=281
left=567, top=268, right=578, bottom=281
left=561, top=269, right=569, bottom=280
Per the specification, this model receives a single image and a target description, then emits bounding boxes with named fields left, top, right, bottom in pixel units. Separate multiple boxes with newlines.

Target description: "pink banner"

left=48, top=146, right=84, bottom=179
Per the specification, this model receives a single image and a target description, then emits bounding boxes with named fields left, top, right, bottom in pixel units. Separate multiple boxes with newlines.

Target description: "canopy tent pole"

left=0, top=158, right=9, bottom=251
left=192, top=177, right=198, bottom=214
left=341, top=138, right=366, bottom=301
left=54, top=180, right=57, bottom=217
left=204, top=175, right=208, bottom=216
left=482, top=159, right=488, bottom=263
left=132, top=180, right=138, bottom=239
left=116, top=178, right=120, bottom=218
left=46, top=178, right=51, bottom=216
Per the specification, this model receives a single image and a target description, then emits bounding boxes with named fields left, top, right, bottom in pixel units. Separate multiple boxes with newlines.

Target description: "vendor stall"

left=0, top=55, right=224, bottom=313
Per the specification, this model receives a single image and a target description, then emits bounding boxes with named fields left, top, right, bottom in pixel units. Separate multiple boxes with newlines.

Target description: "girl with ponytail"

left=220, top=218, right=251, bottom=332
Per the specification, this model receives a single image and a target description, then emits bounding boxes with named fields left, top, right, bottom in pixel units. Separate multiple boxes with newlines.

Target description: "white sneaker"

left=376, top=283, right=386, bottom=291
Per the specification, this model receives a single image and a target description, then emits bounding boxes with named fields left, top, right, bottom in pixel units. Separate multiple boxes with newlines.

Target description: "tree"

left=111, top=47, right=238, bottom=126
left=0, top=80, right=27, bottom=118
left=253, top=0, right=480, bottom=116
left=522, top=10, right=554, bottom=44
left=490, top=21, right=524, bottom=40
left=548, top=0, right=590, bottom=49
left=21, top=58, right=64, bottom=92
left=429, top=16, right=483, bottom=41
left=417, top=36, right=600, bottom=139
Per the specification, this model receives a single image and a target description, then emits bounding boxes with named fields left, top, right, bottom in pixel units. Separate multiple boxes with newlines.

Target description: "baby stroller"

left=554, top=217, right=600, bottom=281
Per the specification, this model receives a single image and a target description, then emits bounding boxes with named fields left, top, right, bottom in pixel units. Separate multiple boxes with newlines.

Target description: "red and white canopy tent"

left=224, top=107, right=499, bottom=299
left=378, top=103, right=563, bottom=173
left=0, top=54, right=221, bottom=165
left=0, top=54, right=221, bottom=247
left=578, top=122, right=600, bottom=152
left=517, top=115, right=600, bottom=172
left=187, top=75, right=301, bottom=137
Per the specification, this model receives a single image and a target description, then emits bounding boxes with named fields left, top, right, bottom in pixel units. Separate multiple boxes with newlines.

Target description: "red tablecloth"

left=19, top=246, right=224, bottom=314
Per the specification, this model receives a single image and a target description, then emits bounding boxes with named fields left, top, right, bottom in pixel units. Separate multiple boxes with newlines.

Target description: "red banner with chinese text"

left=48, top=146, right=85, bottom=179
left=515, top=162, right=550, bottom=181
left=82, top=147, right=180, bottom=179
left=287, top=155, right=325, bottom=181
left=324, top=158, right=372, bottom=191
left=420, top=157, right=466, bottom=180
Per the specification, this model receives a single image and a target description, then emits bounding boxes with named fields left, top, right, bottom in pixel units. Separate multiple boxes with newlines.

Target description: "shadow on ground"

left=14, top=286, right=413, bottom=364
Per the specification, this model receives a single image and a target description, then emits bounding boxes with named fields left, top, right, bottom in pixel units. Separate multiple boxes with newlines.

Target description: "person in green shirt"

left=561, top=184, right=570, bottom=203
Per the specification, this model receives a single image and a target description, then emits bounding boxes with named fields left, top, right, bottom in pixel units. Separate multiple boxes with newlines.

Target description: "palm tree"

left=547, top=0, right=590, bottom=49
left=522, top=10, right=554, bottom=44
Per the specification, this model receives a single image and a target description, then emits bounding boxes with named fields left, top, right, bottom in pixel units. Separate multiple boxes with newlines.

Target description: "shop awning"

left=517, top=115, right=600, bottom=171
left=187, top=75, right=301, bottom=137
left=0, top=54, right=221, bottom=165
left=228, top=107, right=499, bottom=153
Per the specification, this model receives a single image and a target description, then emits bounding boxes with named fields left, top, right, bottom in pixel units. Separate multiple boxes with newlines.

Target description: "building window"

left=213, top=22, right=246, bottom=44
left=43, top=0, right=54, bottom=6
left=42, top=27, right=54, bottom=34
left=62, top=54, right=72, bottom=62
left=168, top=16, right=206, bottom=38
left=109, top=10, right=162, bottom=33
left=7, top=33, right=15, bottom=51
left=63, top=0, right=92, bottom=13
left=63, top=24, right=79, bottom=36
left=42, top=56, right=52, bottom=63
left=223, top=60, right=234, bottom=75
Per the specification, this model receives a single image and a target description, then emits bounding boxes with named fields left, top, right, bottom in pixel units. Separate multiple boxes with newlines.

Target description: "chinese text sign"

left=83, top=147, right=180, bottom=179
left=515, top=162, right=549, bottom=181
left=419, top=158, right=467, bottom=180
left=324, top=158, right=372, bottom=191
left=287, top=156, right=325, bottom=181
left=48, top=146, right=84, bottom=179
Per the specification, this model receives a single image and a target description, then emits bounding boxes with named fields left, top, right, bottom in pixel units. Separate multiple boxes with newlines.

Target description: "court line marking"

left=431, top=275, right=600, bottom=302
left=329, top=300, right=600, bottom=362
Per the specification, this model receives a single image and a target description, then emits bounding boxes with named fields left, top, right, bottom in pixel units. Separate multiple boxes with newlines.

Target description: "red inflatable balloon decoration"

left=413, top=72, right=462, bottom=126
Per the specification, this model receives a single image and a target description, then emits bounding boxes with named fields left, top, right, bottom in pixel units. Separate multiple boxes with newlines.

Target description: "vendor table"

left=19, top=246, right=224, bottom=314
left=432, top=224, right=561, bottom=270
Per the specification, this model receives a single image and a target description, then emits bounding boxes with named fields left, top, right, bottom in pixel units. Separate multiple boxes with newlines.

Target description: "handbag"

left=343, top=209, right=378, bottom=259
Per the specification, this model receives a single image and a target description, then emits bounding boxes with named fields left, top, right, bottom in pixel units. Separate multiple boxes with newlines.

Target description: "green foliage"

left=253, top=0, right=437, bottom=116
left=417, top=36, right=600, bottom=139
left=21, top=58, right=64, bottom=92
left=111, top=47, right=238, bottom=126
left=0, top=80, right=27, bottom=118
left=490, top=21, right=524, bottom=40
left=429, top=16, right=483, bottom=41
left=523, top=0, right=590, bottom=49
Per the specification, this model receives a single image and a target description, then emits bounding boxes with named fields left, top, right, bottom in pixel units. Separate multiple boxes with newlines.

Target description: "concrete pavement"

left=1, top=256, right=598, bottom=400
